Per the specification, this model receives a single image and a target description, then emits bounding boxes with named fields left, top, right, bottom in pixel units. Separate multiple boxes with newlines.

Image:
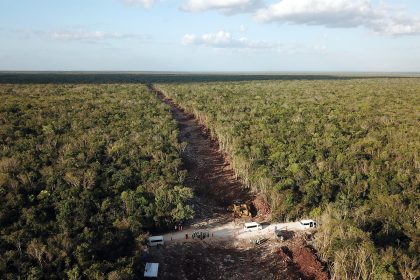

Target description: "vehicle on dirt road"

left=299, top=219, right=317, bottom=229
left=148, top=236, right=165, bottom=246
left=228, top=199, right=251, bottom=217
left=244, top=222, right=262, bottom=232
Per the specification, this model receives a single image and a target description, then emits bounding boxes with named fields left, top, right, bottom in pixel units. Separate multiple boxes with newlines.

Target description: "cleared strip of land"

left=148, top=85, right=328, bottom=280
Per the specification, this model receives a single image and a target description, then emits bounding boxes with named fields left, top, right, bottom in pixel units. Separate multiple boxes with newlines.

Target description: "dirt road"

left=147, top=85, right=329, bottom=280
left=164, top=221, right=305, bottom=242
left=150, top=85, right=255, bottom=222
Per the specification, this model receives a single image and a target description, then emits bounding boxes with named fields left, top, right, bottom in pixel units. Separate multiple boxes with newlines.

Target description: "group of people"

left=174, top=223, right=184, bottom=231
left=192, top=231, right=210, bottom=240
left=172, top=223, right=213, bottom=240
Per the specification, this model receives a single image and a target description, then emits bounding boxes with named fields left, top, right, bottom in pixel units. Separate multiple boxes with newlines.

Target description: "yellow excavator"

left=228, top=199, right=251, bottom=217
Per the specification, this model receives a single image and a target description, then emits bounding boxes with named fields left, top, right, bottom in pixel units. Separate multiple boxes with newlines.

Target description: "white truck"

left=299, top=219, right=317, bottom=229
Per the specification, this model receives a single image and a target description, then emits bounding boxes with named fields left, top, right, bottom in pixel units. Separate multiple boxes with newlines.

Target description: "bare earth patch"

left=148, top=85, right=329, bottom=279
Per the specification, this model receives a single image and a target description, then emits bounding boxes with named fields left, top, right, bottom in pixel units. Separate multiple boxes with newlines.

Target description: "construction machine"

left=228, top=199, right=251, bottom=217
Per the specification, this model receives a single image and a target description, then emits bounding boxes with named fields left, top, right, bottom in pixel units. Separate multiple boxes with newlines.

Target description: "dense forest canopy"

left=157, top=79, right=420, bottom=279
left=1, top=72, right=419, bottom=85
left=0, top=84, right=193, bottom=279
left=0, top=79, right=418, bottom=279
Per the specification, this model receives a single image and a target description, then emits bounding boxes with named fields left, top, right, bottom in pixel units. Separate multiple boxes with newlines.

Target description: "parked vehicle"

left=244, top=222, right=262, bottom=232
left=299, top=219, right=317, bottom=229
left=228, top=199, right=251, bottom=217
left=147, top=236, right=165, bottom=246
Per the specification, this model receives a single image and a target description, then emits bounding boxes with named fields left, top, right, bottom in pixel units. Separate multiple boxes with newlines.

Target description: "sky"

left=1, top=0, right=420, bottom=72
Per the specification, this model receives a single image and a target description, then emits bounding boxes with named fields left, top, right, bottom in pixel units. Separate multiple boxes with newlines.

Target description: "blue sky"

left=1, top=0, right=420, bottom=72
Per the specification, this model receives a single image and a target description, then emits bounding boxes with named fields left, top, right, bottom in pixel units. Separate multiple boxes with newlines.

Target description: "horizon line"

left=1, top=70, right=420, bottom=75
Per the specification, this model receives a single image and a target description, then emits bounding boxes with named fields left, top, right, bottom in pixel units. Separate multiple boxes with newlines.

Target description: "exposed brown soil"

left=289, top=243, right=329, bottom=280
left=150, top=85, right=259, bottom=221
left=148, top=85, right=329, bottom=280
left=148, top=241, right=293, bottom=280
left=146, top=238, right=329, bottom=280
left=252, top=195, right=271, bottom=217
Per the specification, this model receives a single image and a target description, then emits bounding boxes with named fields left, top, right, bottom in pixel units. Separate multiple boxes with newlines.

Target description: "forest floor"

left=147, top=85, right=329, bottom=280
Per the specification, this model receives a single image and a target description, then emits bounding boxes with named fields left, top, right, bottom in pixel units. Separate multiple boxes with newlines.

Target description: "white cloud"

left=255, top=0, right=420, bottom=36
left=2, top=28, right=148, bottom=42
left=182, top=30, right=326, bottom=54
left=123, top=0, right=155, bottom=8
left=48, top=30, right=145, bottom=41
left=182, top=30, right=268, bottom=48
left=182, top=0, right=262, bottom=14
left=50, top=31, right=116, bottom=41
